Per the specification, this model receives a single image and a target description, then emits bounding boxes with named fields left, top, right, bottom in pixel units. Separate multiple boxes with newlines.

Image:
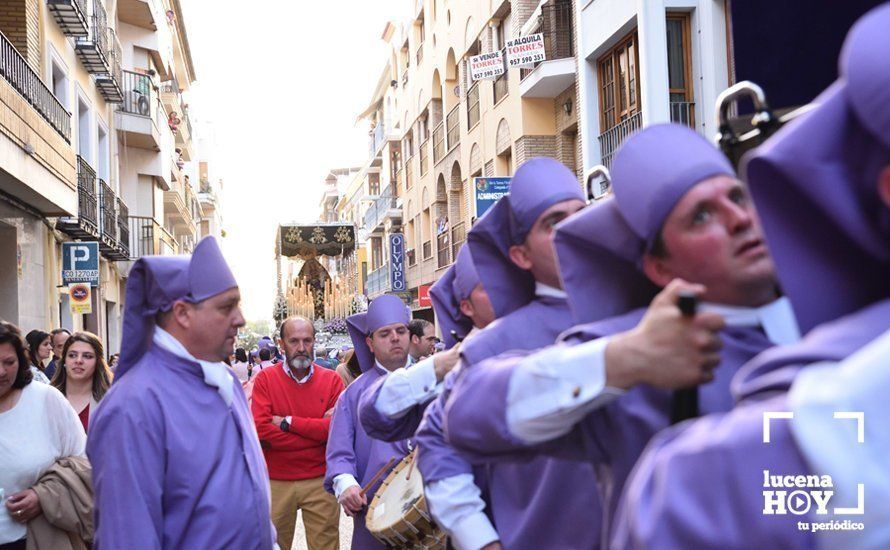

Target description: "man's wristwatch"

left=280, top=419, right=290, bottom=432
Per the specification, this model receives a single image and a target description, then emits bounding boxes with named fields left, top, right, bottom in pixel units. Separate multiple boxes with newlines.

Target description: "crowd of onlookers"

left=0, top=315, right=441, bottom=549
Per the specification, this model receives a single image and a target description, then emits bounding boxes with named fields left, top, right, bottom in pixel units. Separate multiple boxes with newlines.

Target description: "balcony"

left=362, top=186, right=401, bottom=237
left=366, top=263, right=390, bottom=298
left=670, top=100, right=696, bottom=129
left=419, top=139, right=429, bottom=176
left=598, top=111, right=642, bottom=168
left=0, top=31, right=71, bottom=141
left=493, top=72, right=508, bottom=104
left=402, top=70, right=409, bottom=87
left=446, top=105, right=460, bottom=152
left=451, top=221, right=466, bottom=263
left=118, top=69, right=162, bottom=149
left=432, top=122, right=445, bottom=164
left=129, top=216, right=177, bottom=258
left=57, top=156, right=99, bottom=239
left=97, top=180, right=129, bottom=260
left=519, top=0, right=576, bottom=98
left=436, top=231, right=450, bottom=268
left=164, top=179, right=194, bottom=234
left=466, top=83, right=480, bottom=129
left=405, top=156, right=414, bottom=190
left=117, top=198, right=130, bottom=258
left=47, top=0, right=89, bottom=37
left=416, top=44, right=424, bottom=66
left=369, top=123, right=386, bottom=158
left=118, top=0, right=157, bottom=30
left=95, top=28, right=123, bottom=103
left=74, top=0, right=110, bottom=74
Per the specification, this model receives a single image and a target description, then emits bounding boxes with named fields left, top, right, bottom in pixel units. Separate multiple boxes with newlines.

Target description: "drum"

left=365, top=451, right=446, bottom=549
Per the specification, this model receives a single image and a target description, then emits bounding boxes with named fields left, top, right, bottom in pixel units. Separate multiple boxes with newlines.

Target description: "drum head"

left=367, top=453, right=425, bottom=532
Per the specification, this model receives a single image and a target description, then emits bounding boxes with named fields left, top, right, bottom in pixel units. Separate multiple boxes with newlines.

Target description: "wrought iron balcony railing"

left=120, top=69, right=156, bottom=119
left=74, top=0, right=110, bottom=74
left=432, top=122, right=445, bottom=164
left=598, top=111, right=643, bottom=168
left=0, top=31, right=70, bottom=141
left=47, top=0, right=89, bottom=37
left=116, top=197, right=130, bottom=257
left=670, top=100, right=696, bottom=129
left=520, top=0, right=575, bottom=80
left=466, top=83, right=480, bottom=129
left=129, top=216, right=177, bottom=258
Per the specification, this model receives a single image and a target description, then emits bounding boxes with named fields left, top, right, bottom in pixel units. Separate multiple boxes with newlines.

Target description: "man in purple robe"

left=411, top=158, right=602, bottom=550
left=357, top=245, right=494, bottom=443
left=612, top=6, right=890, bottom=547
left=442, top=124, right=802, bottom=542
left=323, top=294, right=414, bottom=549
left=87, top=236, right=276, bottom=549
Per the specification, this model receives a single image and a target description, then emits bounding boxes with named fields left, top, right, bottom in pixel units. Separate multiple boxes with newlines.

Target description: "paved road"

left=290, top=510, right=353, bottom=550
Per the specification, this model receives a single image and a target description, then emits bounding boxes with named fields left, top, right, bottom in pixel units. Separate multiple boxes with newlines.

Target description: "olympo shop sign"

left=470, top=51, right=505, bottom=81
left=505, top=34, right=545, bottom=67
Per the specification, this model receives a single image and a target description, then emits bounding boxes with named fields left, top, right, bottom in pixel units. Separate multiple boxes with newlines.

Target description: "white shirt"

left=373, top=356, right=438, bottom=419
left=507, top=296, right=801, bottom=443
left=153, top=328, right=234, bottom=407
left=535, top=281, right=567, bottom=300
left=0, top=382, right=86, bottom=543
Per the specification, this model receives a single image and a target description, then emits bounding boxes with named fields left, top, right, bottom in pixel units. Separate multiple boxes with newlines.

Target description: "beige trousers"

left=270, top=476, right=340, bottom=550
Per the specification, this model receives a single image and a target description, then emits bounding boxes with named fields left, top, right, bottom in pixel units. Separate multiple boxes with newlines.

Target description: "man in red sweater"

left=251, top=316, right=345, bottom=550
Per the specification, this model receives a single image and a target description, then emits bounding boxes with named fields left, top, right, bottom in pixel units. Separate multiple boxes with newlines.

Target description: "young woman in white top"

left=0, top=322, right=86, bottom=550
left=50, top=331, right=112, bottom=433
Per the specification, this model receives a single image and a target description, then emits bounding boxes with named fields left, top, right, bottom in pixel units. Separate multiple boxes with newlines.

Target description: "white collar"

left=699, top=296, right=800, bottom=345
left=153, top=327, right=234, bottom=406
left=374, top=357, right=411, bottom=374
left=283, top=361, right=314, bottom=384
left=535, top=282, right=567, bottom=300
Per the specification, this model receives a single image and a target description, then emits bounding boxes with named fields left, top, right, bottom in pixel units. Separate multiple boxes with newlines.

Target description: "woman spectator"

left=108, top=353, right=120, bottom=373
left=0, top=321, right=86, bottom=549
left=335, top=348, right=361, bottom=388
left=230, top=347, right=250, bottom=383
left=50, top=332, right=112, bottom=432
left=24, top=331, right=52, bottom=384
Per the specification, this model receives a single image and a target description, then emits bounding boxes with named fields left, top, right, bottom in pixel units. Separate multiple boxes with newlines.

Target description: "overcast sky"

left=180, top=1, right=410, bottom=321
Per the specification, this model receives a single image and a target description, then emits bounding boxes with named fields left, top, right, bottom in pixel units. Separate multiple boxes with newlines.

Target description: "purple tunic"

left=88, top=345, right=274, bottom=549
left=611, top=301, right=890, bottom=548
left=324, top=366, right=412, bottom=550
left=358, top=371, right=429, bottom=442
left=444, top=307, right=776, bottom=540
left=416, top=296, right=603, bottom=550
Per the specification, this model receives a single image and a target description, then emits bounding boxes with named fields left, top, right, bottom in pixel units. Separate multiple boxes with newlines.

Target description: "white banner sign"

left=506, top=33, right=546, bottom=68
left=470, top=51, right=505, bottom=81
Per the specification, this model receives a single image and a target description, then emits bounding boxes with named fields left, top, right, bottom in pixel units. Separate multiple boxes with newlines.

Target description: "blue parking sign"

left=62, top=242, right=100, bottom=286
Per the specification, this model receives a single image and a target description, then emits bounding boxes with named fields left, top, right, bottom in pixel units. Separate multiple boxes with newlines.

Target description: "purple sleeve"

left=324, top=390, right=357, bottom=494
left=87, top=393, right=165, bottom=549
left=415, top=367, right=476, bottom=483
left=443, top=352, right=594, bottom=463
left=358, top=373, right=428, bottom=442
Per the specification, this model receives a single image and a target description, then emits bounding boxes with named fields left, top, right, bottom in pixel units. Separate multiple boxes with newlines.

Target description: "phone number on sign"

left=509, top=53, right=545, bottom=67
left=475, top=68, right=504, bottom=79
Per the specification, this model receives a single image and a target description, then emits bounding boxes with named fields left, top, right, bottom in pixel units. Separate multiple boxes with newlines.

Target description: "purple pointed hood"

left=555, top=124, right=735, bottom=324
left=467, top=157, right=585, bottom=317
left=742, top=3, right=890, bottom=334
left=346, top=294, right=411, bottom=372
left=117, top=236, right=238, bottom=379
left=430, top=245, right=482, bottom=348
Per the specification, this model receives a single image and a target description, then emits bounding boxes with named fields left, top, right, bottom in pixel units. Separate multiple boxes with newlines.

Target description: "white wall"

left=577, top=0, right=729, bottom=169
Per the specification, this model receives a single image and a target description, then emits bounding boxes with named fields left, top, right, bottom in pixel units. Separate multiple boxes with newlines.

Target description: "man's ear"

left=508, top=244, right=533, bottom=271
left=365, top=335, right=373, bottom=350
left=458, top=298, right=474, bottom=319
left=641, top=252, right=674, bottom=289
left=170, top=301, right=192, bottom=330
left=877, top=166, right=890, bottom=208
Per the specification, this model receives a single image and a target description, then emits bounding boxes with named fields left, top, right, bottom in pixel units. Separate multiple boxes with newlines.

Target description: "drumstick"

left=360, top=457, right=397, bottom=497
left=405, top=451, right=418, bottom=481
left=670, top=292, right=700, bottom=424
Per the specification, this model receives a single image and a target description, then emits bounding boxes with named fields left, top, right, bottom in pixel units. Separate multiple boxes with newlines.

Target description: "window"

left=597, top=31, right=642, bottom=131
left=97, top=122, right=109, bottom=182
left=77, top=97, right=92, bottom=164
left=368, top=172, right=380, bottom=196
left=50, top=58, right=69, bottom=111
left=666, top=13, right=695, bottom=127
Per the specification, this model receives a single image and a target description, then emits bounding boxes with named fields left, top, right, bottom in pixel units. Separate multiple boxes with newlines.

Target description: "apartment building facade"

left=347, top=0, right=584, bottom=315
left=0, top=0, right=203, bottom=352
